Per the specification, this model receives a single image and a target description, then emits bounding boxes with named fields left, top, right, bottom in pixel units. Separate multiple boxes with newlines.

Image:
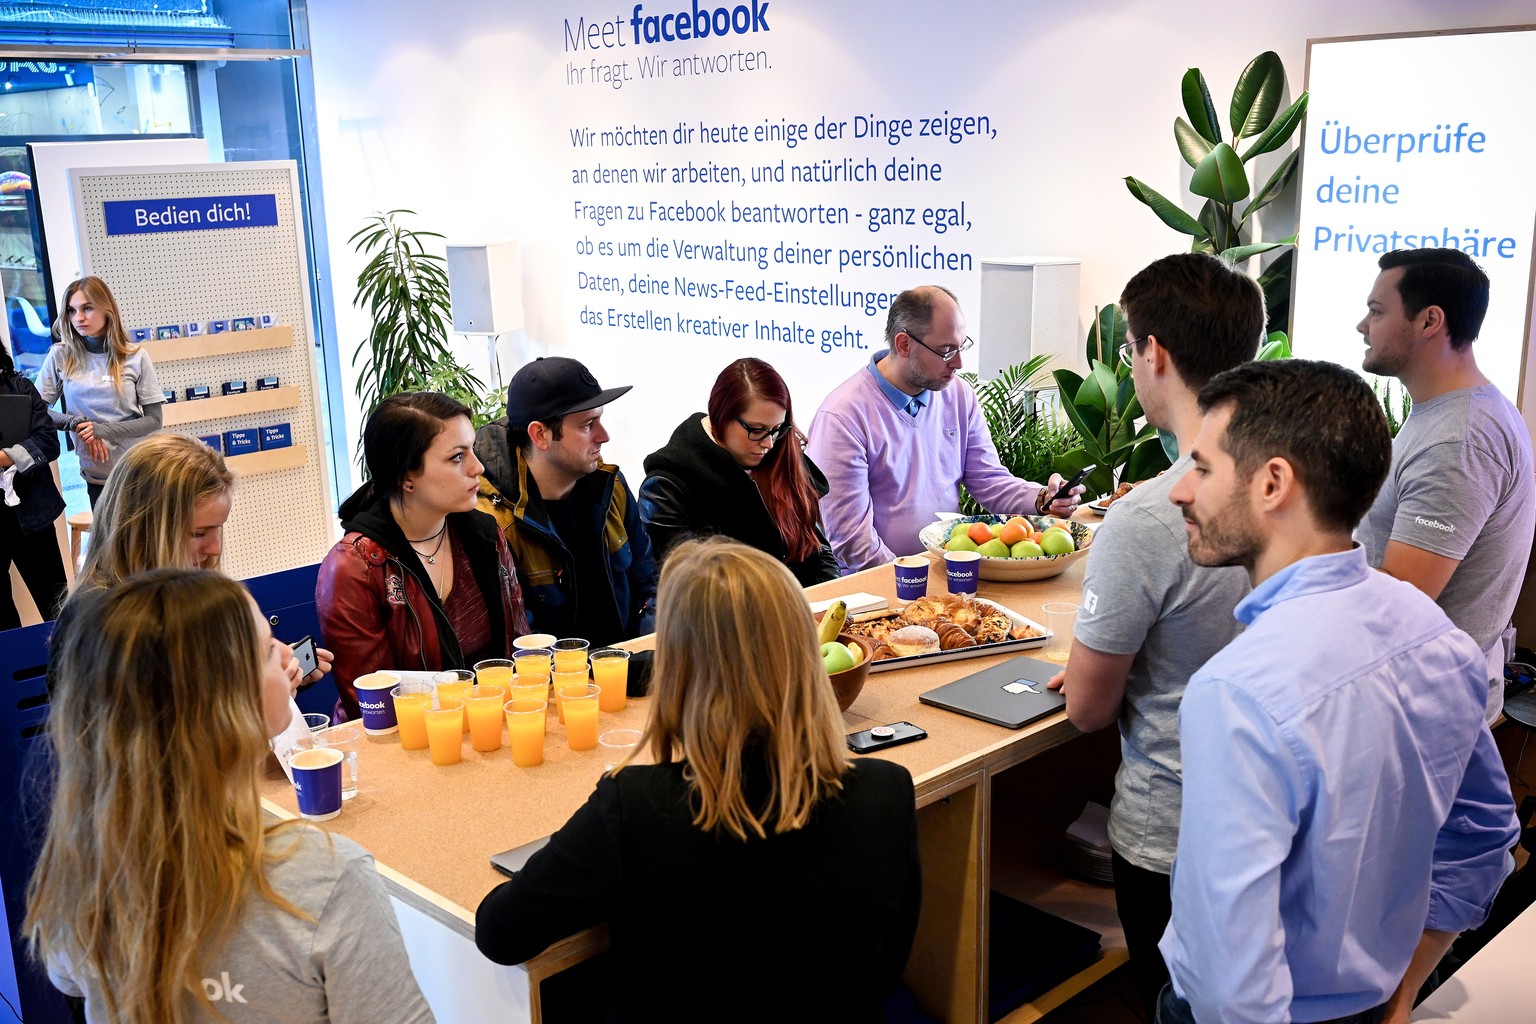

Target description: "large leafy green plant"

left=957, top=355, right=1076, bottom=515
left=350, top=209, right=487, bottom=427
left=1052, top=306, right=1172, bottom=499
left=1124, top=51, right=1309, bottom=331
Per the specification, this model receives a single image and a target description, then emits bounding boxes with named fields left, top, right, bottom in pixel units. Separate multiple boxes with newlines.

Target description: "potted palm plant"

left=350, top=209, right=488, bottom=429
left=958, top=354, right=1077, bottom=515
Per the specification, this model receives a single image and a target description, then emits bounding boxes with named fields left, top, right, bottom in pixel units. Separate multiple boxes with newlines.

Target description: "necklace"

left=407, top=523, right=449, bottom=565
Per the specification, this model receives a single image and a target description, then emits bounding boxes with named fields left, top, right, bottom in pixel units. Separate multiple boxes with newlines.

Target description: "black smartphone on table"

left=847, top=721, right=928, bottom=754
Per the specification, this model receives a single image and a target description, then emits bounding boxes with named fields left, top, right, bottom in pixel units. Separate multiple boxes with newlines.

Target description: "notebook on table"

left=919, top=655, right=1066, bottom=729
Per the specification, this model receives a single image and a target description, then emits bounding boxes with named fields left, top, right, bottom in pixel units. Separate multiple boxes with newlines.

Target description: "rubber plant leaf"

left=1189, top=143, right=1251, bottom=204
left=1180, top=67, right=1221, bottom=144
left=1229, top=51, right=1285, bottom=143
left=1240, top=149, right=1300, bottom=222
left=1175, top=116, right=1215, bottom=169
left=1125, top=177, right=1206, bottom=237
left=1242, top=93, right=1309, bottom=161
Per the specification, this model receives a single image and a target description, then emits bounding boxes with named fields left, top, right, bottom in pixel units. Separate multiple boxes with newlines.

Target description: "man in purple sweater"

left=807, top=285, right=1078, bottom=574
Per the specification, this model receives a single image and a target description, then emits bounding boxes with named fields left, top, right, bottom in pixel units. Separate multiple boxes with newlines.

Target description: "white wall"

left=307, top=0, right=1536, bottom=487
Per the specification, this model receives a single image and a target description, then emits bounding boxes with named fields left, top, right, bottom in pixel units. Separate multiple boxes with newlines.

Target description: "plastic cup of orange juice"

left=551, top=668, right=589, bottom=725
left=424, top=698, right=465, bottom=766
left=464, top=684, right=506, bottom=753
left=474, top=659, right=515, bottom=692
left=514, top=649, right=553, bottom=680
left=559, top=682, right=601, bottom=752
left=552, top=638, right=590, bottom=674
left=433, top=669, right=475, bottom=733
left=505, top=698, right=547, bottom=767
left=390, top=682, right=433, bottom=751
left=589, top=648, right=630, bottom=712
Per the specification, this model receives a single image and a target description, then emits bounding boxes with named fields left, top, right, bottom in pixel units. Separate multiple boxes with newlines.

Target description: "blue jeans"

left=1155, top=985, right=1386, bottom=1024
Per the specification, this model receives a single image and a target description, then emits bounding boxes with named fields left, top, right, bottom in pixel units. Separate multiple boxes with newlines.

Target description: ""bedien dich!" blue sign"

left=103, top=194, right=280, bottom=235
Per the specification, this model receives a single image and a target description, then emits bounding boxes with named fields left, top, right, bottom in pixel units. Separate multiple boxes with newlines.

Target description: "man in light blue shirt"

left=1159, top=360, right=1517, bottom=1024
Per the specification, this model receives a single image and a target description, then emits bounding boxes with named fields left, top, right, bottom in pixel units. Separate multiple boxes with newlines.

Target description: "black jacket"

left=474, top=420, right=658, bottom=645
left=639, top=413, right=839, bottom=586
left=475, top=756, right=921, bottom=1023
left=0, top=369, right=65, bottom=534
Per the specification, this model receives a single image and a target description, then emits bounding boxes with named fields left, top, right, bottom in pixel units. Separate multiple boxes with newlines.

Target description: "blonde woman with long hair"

left=75, top=432, right=234, bottom=592
left=36, top=276, right=163, bottom=506
left=26, top=568, right=433, bottom=1024
left=60, top=433, right=329, bottom=696
left=475, top=539, right=921, bottom=1021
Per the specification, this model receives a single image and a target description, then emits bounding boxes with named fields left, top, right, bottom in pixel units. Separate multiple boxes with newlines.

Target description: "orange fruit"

left=967, top=522, right=995, bottom=545
left=999, top=521, right=1028, bottom=546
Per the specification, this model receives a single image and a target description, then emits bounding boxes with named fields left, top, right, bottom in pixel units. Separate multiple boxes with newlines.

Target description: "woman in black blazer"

left=475, top=538, right=920, bottom=1022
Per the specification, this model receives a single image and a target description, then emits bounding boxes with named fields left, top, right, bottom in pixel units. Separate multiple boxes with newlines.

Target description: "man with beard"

left=1354, top=248, right=1533, bottom=721
left=475, top=357, right=658, bottom=645
left=807, top=285, right=1078, bottom=573
left=1158, top=359, right=1516, bottom=1024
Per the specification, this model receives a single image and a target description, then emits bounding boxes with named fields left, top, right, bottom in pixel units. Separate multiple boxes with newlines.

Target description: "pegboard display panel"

left=72, top=162, right=333, bottom=579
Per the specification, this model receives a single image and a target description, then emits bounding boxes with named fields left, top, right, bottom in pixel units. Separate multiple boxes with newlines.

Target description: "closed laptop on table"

left=920, top=655, right=1066, bottom=729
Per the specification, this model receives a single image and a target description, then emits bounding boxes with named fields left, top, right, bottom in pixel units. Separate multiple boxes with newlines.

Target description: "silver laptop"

left=490, top=835, right=551, bottom=878
left=919, top=655, right=1067, bottom=729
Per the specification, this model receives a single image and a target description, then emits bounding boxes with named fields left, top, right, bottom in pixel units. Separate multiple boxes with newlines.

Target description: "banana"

left=817, top=600, right=848, bottom=645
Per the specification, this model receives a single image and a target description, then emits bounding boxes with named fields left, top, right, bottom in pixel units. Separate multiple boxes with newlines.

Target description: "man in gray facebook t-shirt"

left=1354, top=248, right=1534, bottom=721
left=1047, top=254, right=1262, bottom=1015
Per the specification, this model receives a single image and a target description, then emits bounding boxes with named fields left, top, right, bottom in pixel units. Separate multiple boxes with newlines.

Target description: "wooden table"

left=1413, top=901, right=1536, bottom=1021
left=262, top=550, right=1123, bottom=1023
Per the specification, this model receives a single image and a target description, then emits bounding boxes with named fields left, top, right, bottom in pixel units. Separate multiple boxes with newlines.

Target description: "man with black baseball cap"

left=474, top=356, right=658, bottom=646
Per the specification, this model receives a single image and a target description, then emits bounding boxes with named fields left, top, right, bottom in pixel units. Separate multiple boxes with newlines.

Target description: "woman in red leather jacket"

left=317, top=392, right=529, bottom=719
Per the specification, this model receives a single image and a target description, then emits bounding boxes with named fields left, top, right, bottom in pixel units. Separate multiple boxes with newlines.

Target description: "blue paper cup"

left=894, top=556, right=930, bottom=602
left=290, top=747, right=344, bottom=821
left=354, top=671, right=402, bottom=735
left=944, top=550, right=982, bottom=595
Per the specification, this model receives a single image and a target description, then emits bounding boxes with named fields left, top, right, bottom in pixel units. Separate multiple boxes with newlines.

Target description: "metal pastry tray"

left=855, top=598, right=1052, bottom=673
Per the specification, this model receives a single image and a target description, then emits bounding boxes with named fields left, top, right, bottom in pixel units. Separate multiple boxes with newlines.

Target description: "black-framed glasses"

left=734, top=416, right=792, bottom=443
left=905, top=331, right=974, bottom=362
left=1118, top=337, right=1147, bottom=365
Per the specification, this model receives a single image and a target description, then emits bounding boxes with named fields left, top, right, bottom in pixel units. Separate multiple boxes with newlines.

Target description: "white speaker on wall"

left=977, top=258, right=1081, bottom=379
left=446, top=241, right=525, bottom=335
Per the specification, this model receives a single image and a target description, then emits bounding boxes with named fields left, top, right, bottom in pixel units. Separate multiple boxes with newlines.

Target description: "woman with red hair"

left=640, top=358, right=839, bottom=585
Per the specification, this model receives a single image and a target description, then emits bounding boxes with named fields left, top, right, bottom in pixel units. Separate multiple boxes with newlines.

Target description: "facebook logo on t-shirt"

left=202, top=972, right=247, bottom=1003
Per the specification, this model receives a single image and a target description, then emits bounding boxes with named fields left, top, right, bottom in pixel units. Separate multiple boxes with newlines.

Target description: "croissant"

left=937, top=623, right=977, bottom=650
left=870, top=644, right=899, bottom=661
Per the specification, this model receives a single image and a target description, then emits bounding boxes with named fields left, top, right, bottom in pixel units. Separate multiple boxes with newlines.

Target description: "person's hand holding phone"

left=1039, top=465, right=1095, bottom=514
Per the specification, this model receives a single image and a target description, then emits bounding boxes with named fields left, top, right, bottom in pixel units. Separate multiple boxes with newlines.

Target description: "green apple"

left=1010, top=540, right=1044, bottom=558
left=821, top=642, right=856, bottom=673
left=989, top=523, right=1003, bottom=538
left=949, top=522, right=971, bottom=541
left=1040, top=530, right=1075, bottom=556
left=977, top=538, right=1010, bottom=558
left=945, top=535, right=980, bottom=553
